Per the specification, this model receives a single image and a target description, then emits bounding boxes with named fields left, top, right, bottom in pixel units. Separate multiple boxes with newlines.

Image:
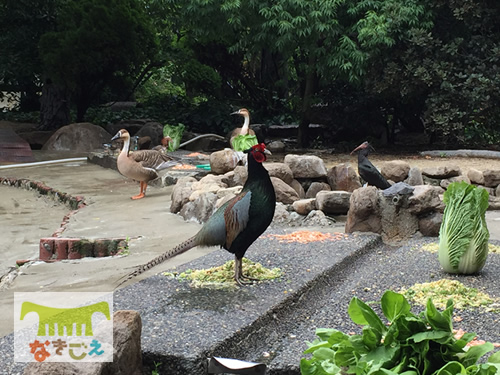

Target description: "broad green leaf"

left=348, top=297, right=386, bottom=335
left=311, top=347, right=335, bottom=361
left=425, top=298, right=453, bottom=332
left=434, top=361, right=467, bottom=375
left=461, top=342, right=494, bottom=368
left=409, top=330, right=449, bottom=343
left=381, top=290, right=411, bottom=322
left=487, top=350, right=500, bottom=363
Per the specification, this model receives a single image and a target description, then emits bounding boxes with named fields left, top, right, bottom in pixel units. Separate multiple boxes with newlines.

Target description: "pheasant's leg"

left=234, top=257, right=253, bottom=286
left=131, top=181, right=146, bottom=200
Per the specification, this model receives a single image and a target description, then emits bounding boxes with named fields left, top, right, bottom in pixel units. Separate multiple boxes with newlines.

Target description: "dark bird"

left=117, top=143, right=276, bottom=287
left=229, top=108, right=257, bottom=149
left=111, top=129, right=178, bottom=199
left=350, top=141, right=391, bottom=189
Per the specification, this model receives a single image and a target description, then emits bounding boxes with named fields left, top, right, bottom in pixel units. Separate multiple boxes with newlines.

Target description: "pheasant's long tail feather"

left=116, top=236, right=197, bottom=288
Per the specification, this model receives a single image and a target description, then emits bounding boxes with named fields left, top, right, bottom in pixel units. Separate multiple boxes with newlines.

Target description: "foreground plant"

left=438, top=182, right=490, bottom=274
left=300, top=290, right=500, bottom=375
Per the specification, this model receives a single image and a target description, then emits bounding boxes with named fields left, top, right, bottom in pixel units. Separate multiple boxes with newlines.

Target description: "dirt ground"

left=1, top=146, right=500, bottom=338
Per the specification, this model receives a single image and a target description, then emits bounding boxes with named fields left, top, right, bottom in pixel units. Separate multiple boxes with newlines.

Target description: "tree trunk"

left=38, top=79, right=70, bottom=130
left=298, top=56, right=318, bottom=148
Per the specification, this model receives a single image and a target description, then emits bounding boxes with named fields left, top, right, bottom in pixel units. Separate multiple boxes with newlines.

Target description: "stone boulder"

left=180, top=192, right=218, bottom=223
left=406, top=167, right=424, bottom=186
left=315, top=191, right=351, bottom=215
left=134, top=121, right=164, bottom=147
left=105, top=119, right=145, bottom=137
left=345, top=186, right=381, bottom=234
left=284, top=154, right=327, bottom=178
left=483, top=170, right=500, bottom=188
left=418, top=212, right=442, bottom=237
left=170, top=177, right=197, bottom=213
left=289, top=179, right=306, bottom=199
left=467, top=168, right=485, bottom=185
left=346, top=186, right=420, bottom=242
left=42, top=123, right=111, bottom=151
left=440, top=175, right=471, bottom=189
left=209, top=149, right=241, bottom=174
left=271, top=177, right=300, bottom=204
left=421, top=165, right=461, bottom=179
left=265, top=162, right=294, bottom=184
left=306, top=182, right=331, bottom=198
left=267, top=140, right=286, bottom=153
left=327, top=163, right=361, bottom=192
left=381, top=160, right=411, bottom=182
left=408, top=185, right=444, bottom=215
left=292, top=198, right=316, bottom=215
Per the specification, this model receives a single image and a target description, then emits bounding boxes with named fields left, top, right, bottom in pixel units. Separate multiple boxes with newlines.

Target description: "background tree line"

left=1, top=0, right=499, bottom=148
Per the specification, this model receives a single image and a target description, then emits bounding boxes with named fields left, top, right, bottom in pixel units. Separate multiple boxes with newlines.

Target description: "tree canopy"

left=1, top=0, right=500, bottom=148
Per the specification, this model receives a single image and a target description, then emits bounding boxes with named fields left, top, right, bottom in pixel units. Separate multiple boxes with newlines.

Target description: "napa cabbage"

left=163, top=123, right=185, bottom=152
left=438, top=181, right=489, bottom=274
left=231, top=134, right=258, bottom=152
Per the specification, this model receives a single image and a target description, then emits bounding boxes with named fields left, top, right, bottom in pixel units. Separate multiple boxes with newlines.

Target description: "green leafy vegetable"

left=438, top=181, right=490, bottom=274
left=163, top=123, right=185, bottom=151
left=300, top=291, right=499, bottom=375
left=231, top=134, right=258, bottom=151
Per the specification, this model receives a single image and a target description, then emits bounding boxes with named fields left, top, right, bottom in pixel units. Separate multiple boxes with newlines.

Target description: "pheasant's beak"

left=111, top=131, right=121, bottom=141
left=264, top=149, right=272, bottom=156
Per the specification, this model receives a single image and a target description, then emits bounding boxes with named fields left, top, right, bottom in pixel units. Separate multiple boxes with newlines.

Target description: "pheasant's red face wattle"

left=250, top=143, right=267, bottom=163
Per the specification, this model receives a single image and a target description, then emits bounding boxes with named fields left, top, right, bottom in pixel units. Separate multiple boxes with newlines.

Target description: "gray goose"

left=229, top=108, right=256, bottom=149
left=111, top=129, right=178, bottom=199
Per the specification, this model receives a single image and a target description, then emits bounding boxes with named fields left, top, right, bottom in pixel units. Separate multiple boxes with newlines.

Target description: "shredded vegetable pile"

left=172, top=164, right=197, bottom=170
left=163, top=258, right=281, bottom=287
left=267, top=230, right=348, bottom=244
left=402, top=279, right=499, bottom=311
left=186, top=152, right=209, bottom=158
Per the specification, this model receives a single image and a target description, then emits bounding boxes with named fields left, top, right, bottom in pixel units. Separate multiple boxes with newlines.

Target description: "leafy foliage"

left=300, top=291, right=500, bottom=375
left=38, top=0, right=158, bottom=121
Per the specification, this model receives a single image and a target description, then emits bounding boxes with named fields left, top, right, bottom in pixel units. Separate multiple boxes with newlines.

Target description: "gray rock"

left=271, top=177, right=300, bottom=204
left=483, top=170, right=500, bottom=188
left=170, top=177, right=197, bottom=213
left=135, top=121, right=164, bottom=146
left=265, top=162, right=294, bottom=184
left=467, top=168, right=485, bottom=185
left=180, top=192, right=217, bottom=223
left=292, top=198, right=316, bottom=215
left=303, top=210, right=335, bottom=226
left=381, top=160, right=411, bottom=182
left=326, top=163, right=361, bottom=192
left=345, top=186, right=381, bottom=234
left=316, top=191, right=351, bottom=215
left=419, top=212, right=442, bottom=237
left=406, top=167, right=424, bottom=186
left=267, top=140, right=286, bottom=153
left=408, top=185, right=444, bottom=215
left=382, top=182, right=414, bottom=197
left=284, top=154, right=327, bottom=178
left=209, top=149, right=241, bottom=175
left=305, top=182, right=331, bottom=199
left=289, top=179, right=306, bottom=199
left=421, top=165, right=461, bottom=179
left=42, top=123, right=112, bottom=152
left=440, top=175, right=471, bottom=189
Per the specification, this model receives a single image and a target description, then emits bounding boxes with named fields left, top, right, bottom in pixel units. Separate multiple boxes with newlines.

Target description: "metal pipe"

left=0, top=157, right=88, bottom=170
